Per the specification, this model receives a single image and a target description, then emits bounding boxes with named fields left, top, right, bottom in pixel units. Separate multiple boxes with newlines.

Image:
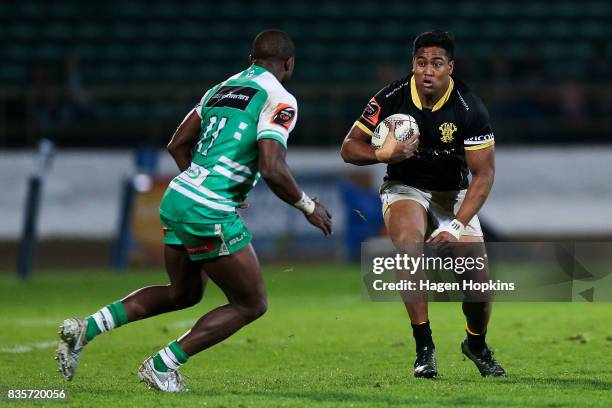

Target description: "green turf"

left=1, top=265, right=611, bottom=407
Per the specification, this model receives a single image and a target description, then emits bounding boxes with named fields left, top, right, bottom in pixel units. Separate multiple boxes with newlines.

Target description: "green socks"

left=84, top=302, right=189, bottom=373
left=85, top=301, right=129, bottom=342
left=152, top=340, right=190, bottom=372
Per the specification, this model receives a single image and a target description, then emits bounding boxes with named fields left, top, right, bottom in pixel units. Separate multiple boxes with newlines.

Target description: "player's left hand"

left=426, top=230, right=458, bottom=244
left=427, top=219, right=465, bottom=244
left=237, top=202, right=250, bottom=209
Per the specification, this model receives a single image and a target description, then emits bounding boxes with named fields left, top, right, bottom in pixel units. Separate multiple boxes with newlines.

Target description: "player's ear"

left=448, top=60, right=454, bottom=75
left=411, top=57, right=416, bottom=73
left=248, top=54, right=254, bottom=65
left=285, top=56, right=295, bottom=72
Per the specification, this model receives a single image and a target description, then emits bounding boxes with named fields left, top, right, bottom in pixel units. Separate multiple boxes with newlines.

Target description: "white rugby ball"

left=371, top=113, right=419, bottom=148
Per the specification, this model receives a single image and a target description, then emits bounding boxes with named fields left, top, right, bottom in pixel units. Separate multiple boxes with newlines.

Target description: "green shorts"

left=160, top=214, right=252, bottom=261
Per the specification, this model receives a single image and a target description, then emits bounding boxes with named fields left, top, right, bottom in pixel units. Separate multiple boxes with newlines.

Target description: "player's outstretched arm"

left=258, top=139, right=332, bottom=236
left=166, top=109, right=201, bottom=171
left=341, top=123, right=417, bottom=165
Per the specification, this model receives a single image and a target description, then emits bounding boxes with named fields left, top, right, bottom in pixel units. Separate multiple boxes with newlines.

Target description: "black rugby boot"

left=461, top=337, right=506, bottom=377
left=414, top=345, right=438, bottom=378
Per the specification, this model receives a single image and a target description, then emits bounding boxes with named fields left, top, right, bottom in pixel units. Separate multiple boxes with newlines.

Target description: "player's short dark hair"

left=413, top=30, right=455, bottom=60
left=251, top=29, right=295, bottom=62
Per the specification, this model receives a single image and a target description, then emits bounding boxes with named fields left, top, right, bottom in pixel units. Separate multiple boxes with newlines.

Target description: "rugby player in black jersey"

left=341, top=30, right=505, bottom=378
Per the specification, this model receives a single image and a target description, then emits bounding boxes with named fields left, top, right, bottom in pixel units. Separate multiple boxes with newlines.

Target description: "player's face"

left=412, top=47, right=454, bottom=96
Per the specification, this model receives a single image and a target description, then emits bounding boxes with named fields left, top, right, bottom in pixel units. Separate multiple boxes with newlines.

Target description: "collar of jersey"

left=246, top=64, right=283, bottom=86
left=410, top=75, right=454, bottom=112
left=246, top=64, right=274, bottom=79
left=249, top=64, right=268, bottom=74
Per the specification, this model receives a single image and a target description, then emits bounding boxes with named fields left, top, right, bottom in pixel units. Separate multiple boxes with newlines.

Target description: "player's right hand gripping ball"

left=371, top=114, right=419, bottom=148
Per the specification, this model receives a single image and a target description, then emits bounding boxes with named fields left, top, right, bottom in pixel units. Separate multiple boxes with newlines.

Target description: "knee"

left=391, top=226, right=423, bottom=244
left=169, top=285, right=203, bottom=310
left=237, top=296, right=268, bottom=323
left=392, top=233, right=424, bottom=254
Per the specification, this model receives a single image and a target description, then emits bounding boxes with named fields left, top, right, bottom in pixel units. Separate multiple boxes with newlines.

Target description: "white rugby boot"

left=55, top=317, right=88, bottom=381
left=138, top=357, right=187, bottom=393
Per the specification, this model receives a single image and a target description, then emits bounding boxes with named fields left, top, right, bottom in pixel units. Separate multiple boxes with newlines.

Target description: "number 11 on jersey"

left=196, top=115, right=228, bottom=156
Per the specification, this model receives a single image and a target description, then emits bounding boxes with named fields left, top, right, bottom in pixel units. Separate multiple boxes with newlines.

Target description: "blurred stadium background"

left=1, top=0, right=611, bottom=271
left=2, top=5, right=612, bottom=405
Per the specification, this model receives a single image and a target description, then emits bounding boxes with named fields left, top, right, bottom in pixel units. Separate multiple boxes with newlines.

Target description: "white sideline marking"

left=0, top=341, right=56, bottom=353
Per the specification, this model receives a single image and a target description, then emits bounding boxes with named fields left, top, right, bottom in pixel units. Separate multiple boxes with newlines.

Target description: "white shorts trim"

left=380, top=182, right=483, bottom=237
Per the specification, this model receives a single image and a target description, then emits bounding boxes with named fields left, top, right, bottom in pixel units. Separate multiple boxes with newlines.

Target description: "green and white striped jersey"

left=160, top=65, right=298, bottom=224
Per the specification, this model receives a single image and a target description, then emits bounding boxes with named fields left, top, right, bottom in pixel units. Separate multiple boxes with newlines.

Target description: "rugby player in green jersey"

left=56, top=30, right=332, bottom=392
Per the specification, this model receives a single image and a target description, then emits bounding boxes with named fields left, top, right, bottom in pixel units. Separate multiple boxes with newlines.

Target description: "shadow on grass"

left=73, top=386, right=425, bottom=406
left=453, top=375, right=612, bottom=390
left=184, top=374, right=612, bottom=404
left=187, top=379, right=611, bottom=407
left=191, top=389, right=428, bottom=406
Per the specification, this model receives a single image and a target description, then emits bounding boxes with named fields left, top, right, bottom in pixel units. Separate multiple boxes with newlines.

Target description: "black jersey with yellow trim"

left=355, top=75, right=494, bottom=191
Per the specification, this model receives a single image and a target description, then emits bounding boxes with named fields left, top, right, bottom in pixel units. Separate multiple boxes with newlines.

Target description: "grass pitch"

left=1, top=265, right=611, bottom=407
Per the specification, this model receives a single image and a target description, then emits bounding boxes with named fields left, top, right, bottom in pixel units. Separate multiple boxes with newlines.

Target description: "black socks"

left=466, top=330, right=487, bottom=353
left=411, top=320, right=488, bottom=352
left=411, top=320, right=434, bottom=349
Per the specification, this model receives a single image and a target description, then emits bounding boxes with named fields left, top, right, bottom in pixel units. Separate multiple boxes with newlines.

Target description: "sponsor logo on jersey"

left=271, top=103, right=296, bottom=130
left=457, top=89, right=470, bottom=111
left=439, top=122, right=458, bottom=143
left=206, top=86, right=259, bottom=110
left=465, top=133, right=494, bottom=145
left=361, top=98, right=381, bottom=126
left=416, top=147, right=457, bottom=158
left=186, top=167, right=201, bottom=178
left=186, top=241, right=217, bottom=254
left=178, top=163, right=209, bottom=187
left=384, top=80, right=410, bottom=98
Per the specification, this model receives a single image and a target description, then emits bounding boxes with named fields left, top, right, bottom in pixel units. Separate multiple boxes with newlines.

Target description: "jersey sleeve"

left=354, top=84, right=397, bottom=136
left=256, top=92, right=298, bottom=149
left=463, top=96, right=495, bottom=150
left=194, top=87, right=216, bottom=119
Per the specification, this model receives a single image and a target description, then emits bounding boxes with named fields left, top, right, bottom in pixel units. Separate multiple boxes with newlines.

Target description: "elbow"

left=340, top=143, right=354, bottom=164
left=167, top=139, right=186, bottom=158
left=259, top=167, right=272, bottom=181
left=259, top=162, right=276, bottom=182
left=340, top=148, right=351, bottom=164
left=166, top=141, right=178, bottom=155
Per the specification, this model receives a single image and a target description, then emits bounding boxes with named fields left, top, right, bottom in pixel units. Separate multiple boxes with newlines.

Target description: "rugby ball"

left=371, top=114, right=419, bottom=149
